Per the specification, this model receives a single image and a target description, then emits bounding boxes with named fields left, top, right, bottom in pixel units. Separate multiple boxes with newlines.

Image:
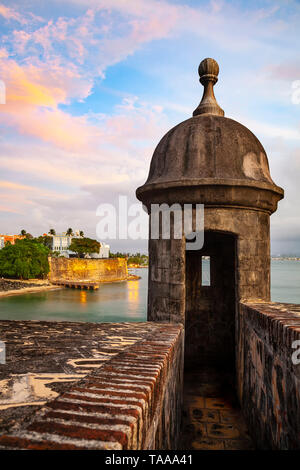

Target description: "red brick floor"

left=180, top=366, right=254, bottom=450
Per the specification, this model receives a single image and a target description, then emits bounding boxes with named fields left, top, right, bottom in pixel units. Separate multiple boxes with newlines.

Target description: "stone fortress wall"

left=48, top=257, right=128, bottom=283
left=237, top=302, right=300, bottom=449
left=0, top=321, right=183, bottom=450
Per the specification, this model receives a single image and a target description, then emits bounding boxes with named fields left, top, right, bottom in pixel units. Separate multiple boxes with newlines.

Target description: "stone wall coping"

left=0, top=323, right=183, bottom=450
left=239, top=301, right=300, bottom=448
left=240, top=301, right=300, bottom=354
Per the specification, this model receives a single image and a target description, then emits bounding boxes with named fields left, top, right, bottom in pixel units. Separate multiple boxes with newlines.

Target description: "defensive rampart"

left=0, top=321, right=183, bottom=450
left=237, top=302, right=300, bottom=449
left=49, top=257, right=128, bottom=283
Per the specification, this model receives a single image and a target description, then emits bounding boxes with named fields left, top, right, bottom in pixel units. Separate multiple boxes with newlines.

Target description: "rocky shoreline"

left=0, top=279, right=47, bottom=292
left=0, top=279, right=62, bottom=298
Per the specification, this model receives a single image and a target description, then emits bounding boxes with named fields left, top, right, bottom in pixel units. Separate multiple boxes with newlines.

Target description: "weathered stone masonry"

left=238, top=302, right=300, bottom=449
left=136, top=58, right=300, bottom=449
left=49, top=257, right=128, bottom=283
left=136, top=58, right=283, bottom=373
left=0, top=322, right=183, bottom=450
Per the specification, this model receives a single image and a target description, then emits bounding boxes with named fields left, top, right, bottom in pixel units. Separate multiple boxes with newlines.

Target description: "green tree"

left=109, top=252, right=148, bottom=266
left=109, top=252, right=128, bottom=259
left=20, top=229, right=33, bottom=239
left=0, top=239, right=50, bottom=280
left=48, top=228, right=56, bottom=235
left=35, top=235, right=53, bottom=250
left=66, top=228, right=73, bottom=236
left=69, top=237, right=100, bottom=258
left=79, top=230, right=84, bottom=237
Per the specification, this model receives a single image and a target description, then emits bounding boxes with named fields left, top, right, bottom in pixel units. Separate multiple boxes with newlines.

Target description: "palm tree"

left=79, top=230, right=84, bottom=237
left=66, top=228, right=73, bottom=236
left=48, top=229, right=56, bottom=236
left=20, top=229, right=27, bottom=236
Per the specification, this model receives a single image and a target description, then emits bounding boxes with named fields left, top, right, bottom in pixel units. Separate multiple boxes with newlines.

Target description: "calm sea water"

left=0, top=261, right=299, bottom=322
left=271, top=260, right=300, bottom=303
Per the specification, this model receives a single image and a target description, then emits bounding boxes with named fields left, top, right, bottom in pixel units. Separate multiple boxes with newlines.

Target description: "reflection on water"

left=127, top=279, right=139, bottom=304
left=80, top=290, right=87, bottom=305
left=0, top=268, right=148, bottom=323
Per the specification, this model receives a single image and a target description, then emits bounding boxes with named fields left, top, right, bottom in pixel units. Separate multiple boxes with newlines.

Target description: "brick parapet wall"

left=238, top=302, right=300, bottom=449
left=0, top=324, right=183, bottom=450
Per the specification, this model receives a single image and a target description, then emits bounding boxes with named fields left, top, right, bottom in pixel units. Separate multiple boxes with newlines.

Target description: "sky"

left=0, top=0, right=299, bottom=255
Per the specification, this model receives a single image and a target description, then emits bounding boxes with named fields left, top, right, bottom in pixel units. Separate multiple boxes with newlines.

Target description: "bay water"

left=0, top=260, right=299, bottom=322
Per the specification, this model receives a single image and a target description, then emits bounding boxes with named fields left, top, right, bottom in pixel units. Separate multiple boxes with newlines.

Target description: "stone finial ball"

left=198, top=58, right=219, bottom=81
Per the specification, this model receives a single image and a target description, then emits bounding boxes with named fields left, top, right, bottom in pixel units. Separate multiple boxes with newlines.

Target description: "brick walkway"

left=180, top=367, right=254, bottom=450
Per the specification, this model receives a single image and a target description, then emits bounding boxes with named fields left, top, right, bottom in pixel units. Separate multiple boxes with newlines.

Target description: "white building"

left=52, top=233, right=73, bottom=257
left=100, top=242, right=110, bottom=258
left=0, top=237, right=4, bottom=249
left=88, top=242, right=110, bottom=259
left=50, top=232, right=109, bottom=258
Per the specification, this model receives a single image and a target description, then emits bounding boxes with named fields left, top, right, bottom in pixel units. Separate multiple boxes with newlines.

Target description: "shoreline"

left=128, top=265, right=148, bottom=268
left=0, top=284, right=63, bottom=298
left=0, top=274, right=141, bottom=298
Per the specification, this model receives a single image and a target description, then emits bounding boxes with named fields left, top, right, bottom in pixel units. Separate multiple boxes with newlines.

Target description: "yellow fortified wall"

left=49, top=257, right=128, bottom=283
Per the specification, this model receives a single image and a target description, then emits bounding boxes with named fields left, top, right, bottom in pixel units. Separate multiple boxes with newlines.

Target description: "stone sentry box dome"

left=136, top=59, right=283, bottom=370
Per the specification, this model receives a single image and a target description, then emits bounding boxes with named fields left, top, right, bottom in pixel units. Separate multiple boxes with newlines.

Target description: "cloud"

left=0, top=177, right=69, bottom=219
left=0, top=3, right=173, bottom=151
left=0, top=91, right=166, bottom=241
left=238, top=117, right=300, bottom=141
left=0, top=55, right=97, bottom=150
left=0, top=0, right=299, bottom=252
left=0, top=180, right=31, bottom=189
left=0, top=14, right=168, bottom=153
left=0, top=97, right=166, bottom=186
left=264, top=63, right=300, bottom=82
left=2, top=3, right=176, bottom=78
left=57, top=0, right=299, bottom=53
left=257, top=137, right=300, bottom=254
left=0, top=3, right=26, bottom=23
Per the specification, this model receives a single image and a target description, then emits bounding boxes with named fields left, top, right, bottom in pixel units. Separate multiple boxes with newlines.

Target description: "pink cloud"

left=0, top=0, right=295, bottom=156
left=0, top=57, right=92, bottom=107
left=0, top=4, right=26, bottom=24
left=0, top=0, right=298, bottom=244
left=0, top=5, right=173, bottom=151
left=0, top=22, right=167, bottom=152
left=0, top=177, right=73, bottom=220
left=2, top=104, right=101, bottom=151
left=0, top=181, right=35, bottom=191
left=264, top=63, right=300, bottom=82
left=0, top=47, right=8, bottom=59
left=0, top=92, right=168, bottom=212
left=0, top=55, right=97, bottom=150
